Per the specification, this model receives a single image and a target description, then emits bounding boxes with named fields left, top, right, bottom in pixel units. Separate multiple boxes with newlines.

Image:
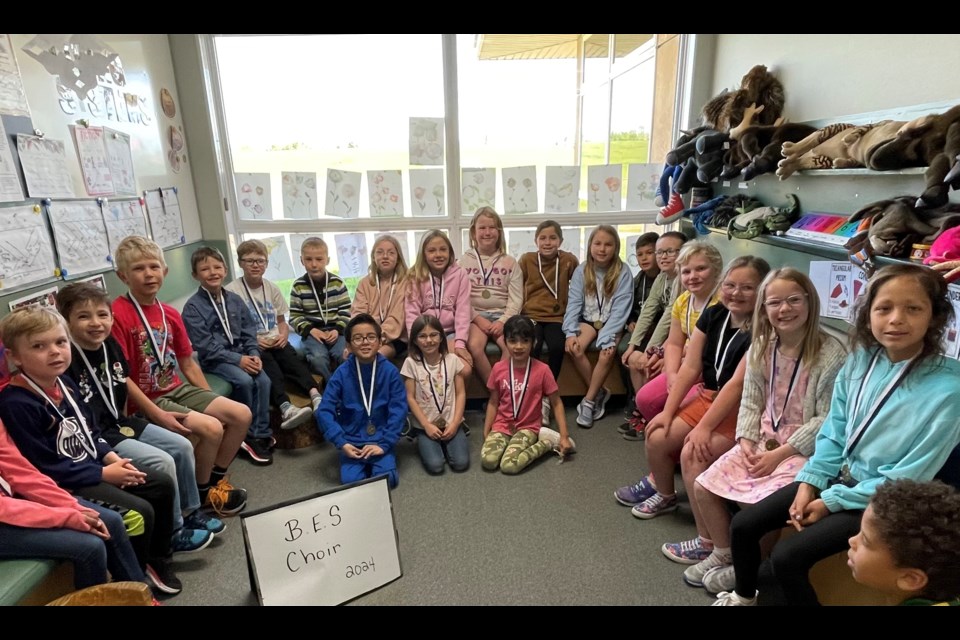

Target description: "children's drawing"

left=17, top=135, right=74, bottom=198
left=367, top=170, right=403, bottom=217
left=587, top=164, right=623, bottom=212
left=71, top=125, right=114, bottom=196
left=236, top=173, right=272, bottom=220
left=561, top=226, right=582, bottom=261
left=0, top=34, right=30, bottom=117
left=47, top=200, right=112, bottom=277
left=335, top=233, right=368, bottom=279
left=544, top=166, right=579, bottom=213
left=409, top=117, right=444, bottom=166
left=377, top=231, right=410, bottom=266
left=259, top=235, right=295, bottom=282
left=502, top=166, right=538, bottom=214
left=103, top=128, right=137, bottom=196
left=624, top=235, right=641, bottom=275
left=0, top=205, right=57, bottom=291
left=0, top=118, right=24, bottom=203
left=143, top=188, right=185, bottom=249
left=102, top=199, right=149, bottom=257
left=281, top=171, right=318, bottom=219
left=8, top=285, right=59, bottom=313
left=461, top=168, right=495, bottom=215
left=506, top=229, right=537, bottom=259
left=626, top=163, right=662, bottom=211
left=325, top=169, right=361, bottom=219
left=78, top=272, right=107, bottom=290
left=409, top=168, right=444, bottom=216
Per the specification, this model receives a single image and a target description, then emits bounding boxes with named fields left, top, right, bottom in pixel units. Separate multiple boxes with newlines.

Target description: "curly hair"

left=870, top=479, right=960, bottom=602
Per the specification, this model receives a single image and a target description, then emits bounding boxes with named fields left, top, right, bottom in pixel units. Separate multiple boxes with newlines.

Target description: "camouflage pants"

left=481, top=429, right=551, bottom=474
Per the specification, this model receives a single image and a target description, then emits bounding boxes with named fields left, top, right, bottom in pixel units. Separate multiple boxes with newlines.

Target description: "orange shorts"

left=676, top=384, right=739, bottom=441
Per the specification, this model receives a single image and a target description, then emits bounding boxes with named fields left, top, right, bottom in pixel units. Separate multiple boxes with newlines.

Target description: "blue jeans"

left=339, top=450, right=398, bottom=488
left=211, top=361, right=272, bottom=440
left=302, top=333, right=346, bottom=384
left=115, top=424, right=200, bottom=530
left=0, top=499, right=144, bottom=589
left=416, top=429, right=469, bottom=474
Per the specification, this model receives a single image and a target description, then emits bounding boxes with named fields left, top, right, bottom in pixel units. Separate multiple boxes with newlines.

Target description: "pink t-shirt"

left=486, top=358, right=558, bottom=436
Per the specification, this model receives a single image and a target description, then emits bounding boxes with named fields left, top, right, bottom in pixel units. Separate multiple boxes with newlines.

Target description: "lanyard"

left=595, top=275, right=606, bottom=322
left=686, top=294, right=706, bottom=336
left=639, top=277, right=647, bottom=305
left=72, top=341, right=119, bottom=420
left=768, top=340, right=802, bottom=433
left=21, top=374, right=97, bottom=459
left=420, top=356, right=448, bottom=415
left=538, top=253, right=559, bottom=300
left=205, top=289, right=233, bottom=343
left=845, top=349, right=916, bottom=457
left=375, top=273, right=396, bottom=325
left=127, top=294, right=167, bottom=365
left=713, top=310, right=741, bottom=383
left=474, top=251, right=502, bottom=287
left=509, top=358, right=532, bottom=421
left=430, top=274, right=444, bottom=313
left=308, top=272, right=329, bottom=322
left=356, top=357, right=377, bottom=422
left=240, top=278, right=268, bottom=330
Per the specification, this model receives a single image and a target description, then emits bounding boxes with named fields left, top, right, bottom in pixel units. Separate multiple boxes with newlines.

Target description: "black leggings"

left=532, top=321, right=565, bottom=382
left=730, top=482, right=863, bottom=605
left=261, top=343, right=320, bottom=406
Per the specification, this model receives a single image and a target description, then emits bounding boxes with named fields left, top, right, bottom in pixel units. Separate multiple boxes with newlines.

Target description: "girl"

left=458, top=207, right=523, bottom=389
left=519, top=220, right=579, bottom=426
left=563, top=225, right=634, bottom=429
left=401, top=314, right=468, bottom=474
left=621, top=256, right=769, bottom=521
left=714, top=264, right=960, bottom=606
left=667, top=269, right=846, bottom=593
left=405, top=230, right=473, bottom=379
left=351, top=235, right=410, bottom=360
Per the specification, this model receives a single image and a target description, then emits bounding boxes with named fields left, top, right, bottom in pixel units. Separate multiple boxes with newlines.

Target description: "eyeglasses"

left=764, top=294, right=808, bottom=310
left=374, top=250, right=397, bottom=258
left=416, top=332, right=442, bottom=342
left=240, top=258, right=267, bottom=266
left=655, top=249, right=680, bottom=257
left=351, top=334, right=380, bottom=345
left=721, top=282, right=757, bottom=295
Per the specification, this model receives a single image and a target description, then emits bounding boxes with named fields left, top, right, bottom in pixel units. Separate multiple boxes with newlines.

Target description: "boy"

left=316, top=314, right=407, bottom=488
left=224, top=240, right=320, bottom=429
left=110, top=236, right=248, bottom=517
left=58, top=282, right=222, bottom=553
left=847, top=479, right=960, bottom=606
left=289, top=237, right=351, bottom=385
left=618, top=232, right=660, bottom=414
left=481, top=315, right=574, bottom=474
left=183, top=247, right=273, bottom=466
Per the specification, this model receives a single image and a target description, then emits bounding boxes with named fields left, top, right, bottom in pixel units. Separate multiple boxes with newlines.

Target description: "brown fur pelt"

left=701, top=65, right=785, bottom=133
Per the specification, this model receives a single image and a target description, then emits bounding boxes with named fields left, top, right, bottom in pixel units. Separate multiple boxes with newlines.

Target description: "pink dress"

left=696, top=352, right=810, bottom=504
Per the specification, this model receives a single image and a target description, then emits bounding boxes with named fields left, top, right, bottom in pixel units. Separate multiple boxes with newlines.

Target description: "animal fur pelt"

left=700, top=65, right=785, bottom=133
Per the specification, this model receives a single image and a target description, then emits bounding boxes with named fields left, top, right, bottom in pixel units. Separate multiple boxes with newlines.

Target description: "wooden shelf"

left=792, top=167, right=927, bottom=177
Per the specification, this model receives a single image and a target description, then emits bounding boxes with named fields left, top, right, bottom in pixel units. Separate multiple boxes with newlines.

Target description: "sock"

left=211, top=465, right=228, bottom=485
left=700, top=536, right=715, bottom=551
left=198, top=482, right=211, bottom=503
left=280, top=401, right=292, bottom=413
left=713, top=547, right=732, bottom=562
left=309, top=389, right=320, bottom=398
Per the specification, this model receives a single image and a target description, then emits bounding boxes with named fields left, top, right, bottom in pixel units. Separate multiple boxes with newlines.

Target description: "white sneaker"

left=538, top=426, right=576, bottom=453
left=540, top=397, right=551, bottom=428
left=702, top=564, right=736, bottom=595
left=576, top=399, right=595, bottom=428
left=711, top=590, right=756, bottom=606
left=280, top=404, right=313, bottom=430
left=682, top=550, right=732, bottom=587
left=310, top=394, right=322, bottom=411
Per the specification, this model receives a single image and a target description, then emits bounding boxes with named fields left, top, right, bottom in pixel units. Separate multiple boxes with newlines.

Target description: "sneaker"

left=541, top=397, right=551, bottom=428
left=268, top=434, right=277, bottom=450
left=631, top=493, right=679, bottom=519
left=616, top=411, right=641, bottom=434
left=310, top=393, right=322, bottom=411
left=576, top=399, right=595, bottom=428
left=592, top=387, right=611, bottom=421
left=683, top=551, right=732, bottom=587
left=614, top=475, right=656, bottom=506
left=204, top=477, right=248, bottom=517
left=662, top=537, right=713, bottom=566
left=280, top=404, right=313, bottom=430
left=702, top=564, right=737, bottom=595
left=240, top=437, right=273, bottom=466
left=712, top=590, right=756, bottom=606
left=657, top=192, right=686, bottom=225
left=401, top=417, right=413, bottom=441
left=183, top=509, right=225, bottom=535
left=460, top=418, right=471, bottom=437
left=170, top=527, right=213, bottom=554
left=145, top=560, right=182, bottom=595
left=538, top=426, right=576, bottom=453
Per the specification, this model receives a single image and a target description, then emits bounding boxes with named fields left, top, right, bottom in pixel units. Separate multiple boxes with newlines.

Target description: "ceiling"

left=476, top=34, right=654, bottom=60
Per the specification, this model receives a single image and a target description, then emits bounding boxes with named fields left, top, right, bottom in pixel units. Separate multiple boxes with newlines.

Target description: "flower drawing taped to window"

left=281, top=171, right=318, bottom=219
left=325, top=169, right=361, bottom=219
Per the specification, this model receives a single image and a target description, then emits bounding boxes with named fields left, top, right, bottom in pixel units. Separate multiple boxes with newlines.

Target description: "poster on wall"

left=17, top=134, right=74, bottom=198
left=143, top=188, right=185, bottom=249
left=501, top=166, right=537, bottom=214
left=0, top=34, right=31, bottom=117
left=626, top=163, right=661, bottom=211
left=587, top=164, right=623, bottom=213
left=0, top=204, right=58, bottom=291
left=409, top=117, right=444, bottom=166
left=461, top=168, right=495, bottom=216
left=334, top=233, right=369, bottom=279
left=101, top=198, right=149, bottom=257
left=71, top=125, right=115, bottom=196
left=325, top=169, right=360, bottom=219
left=367, top=170, right=403, bottom=218
left=0, top=117, right=24, bottom=202
left=544, top=166, right=579, bottom=213
left=103, top=128, right=136, bottom=196
left=8, top=284, right=58, bottom=312
left=259, top=235, right=296, bottom=283
left=236, top=173, right=272, bottom=220
left=46, top=200, right=112, bottom=277
left=409, top=169, right=444, bottom=216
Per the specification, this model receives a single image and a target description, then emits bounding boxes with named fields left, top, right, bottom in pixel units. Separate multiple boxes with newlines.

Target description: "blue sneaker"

left=183, top=509, right=225, bottom=535
left=614, top=475, right=656, bottom=506
left=171, top=528, right=213, bottom=554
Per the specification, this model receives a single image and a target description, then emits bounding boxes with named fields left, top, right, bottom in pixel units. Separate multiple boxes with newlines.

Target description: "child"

left=350, top=235, right=409, bottom=360
left=668, top=269, right=846, bottom=593
left=563, top=225, right=634, bottom=429
left=847, top=479, right=960, bottom=606
left=58, top=282, right=223, bottom=554
left=714, top=264, right=960, bottom=606
left=458, top=207, right=523, bottom=388
left=623, top=232, right=661, bottom=346
left=518, top=220, right=579, bottom=426
left=401, top=314, right=468, bottom=474
left=0, top=307, right=182, bottom=595
left=224, top=239, right=319, bottom=430
left=619, top=256, right=769, bottom=521
left=481, top=315, right=574, bottom=474
left=0, top=418, right=147, bottom=591
left=110, top=236, right=248, bottom=518
left=183, top=246, right=274, bottom=466
left=316, top=314, right=407, bottom=488
left=289, top=236, right=352, bottom=385
left=620, top=231, right=687, bottom=439
left=405, top=230, right=473, bottom=379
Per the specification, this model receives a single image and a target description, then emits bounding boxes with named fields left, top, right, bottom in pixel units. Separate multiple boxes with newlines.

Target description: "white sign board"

left=241, top=476, right=401, bottom=606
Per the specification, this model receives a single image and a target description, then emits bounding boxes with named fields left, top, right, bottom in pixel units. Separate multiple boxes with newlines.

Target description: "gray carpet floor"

left=165, top=402, right=718, bottom=606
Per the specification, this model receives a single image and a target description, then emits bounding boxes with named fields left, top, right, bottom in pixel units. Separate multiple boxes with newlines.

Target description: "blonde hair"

left=584, top=225, right=624, bottom=298
left=115, top=235, right=165, bottom=273
left=673, top=240, right=723, bottom=299
left=300, top=237, right=327, bottom=254
left=751, top=267, right=825, bottom=368
left=0, top=307, right=67, bottom=357
left=468, top=207, right=506, bottom=254
left=236, top=239, right=268, bottom=261
left=408, top=230, right=455, bottom=283
left=367, top=235, right=408, bottom=284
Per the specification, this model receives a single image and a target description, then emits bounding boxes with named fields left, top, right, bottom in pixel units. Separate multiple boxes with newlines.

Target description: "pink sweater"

left=405, top=264, right=473, bottom=349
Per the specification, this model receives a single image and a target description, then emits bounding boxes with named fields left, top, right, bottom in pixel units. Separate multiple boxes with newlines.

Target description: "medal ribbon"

left=127, top=294, right=168, bottom=366
left=845, top=348, right=916, bottom=457
left=241, top=278, right=268, bottom=330
left=509, top=358, right=532, bottom=422
left=767, top=340, right=802, bottom=433
left=356, top=357, right=378, bottom=424
left=206, top=289, right=233, bottom=343
left=22, top=374, right=97, bottom=458
left=72, top=341, right=119, bottom=420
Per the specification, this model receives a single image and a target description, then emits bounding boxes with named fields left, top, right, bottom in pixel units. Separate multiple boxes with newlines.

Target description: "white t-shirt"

left=400, top=353, right=464, bottom=429
left=224, top=277, right=288, bottom=342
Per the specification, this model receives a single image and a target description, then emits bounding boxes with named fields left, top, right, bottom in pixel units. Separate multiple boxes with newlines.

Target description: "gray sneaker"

left=280, top=404, right=313, bottom=430
left=683, top=551, right=732, bottom=587
left=702, top=564, right=736, bottom=595
left=576, top=399, right=595, bottom=428
left=592, top=387, right=611, bottom=421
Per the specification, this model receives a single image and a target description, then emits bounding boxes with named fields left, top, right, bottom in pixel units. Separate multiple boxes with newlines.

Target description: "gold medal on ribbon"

left=434, top=417, right=446, bottom=429
left=765, top=438, right=779, bottom=451
left=366, top=423, right=376, bottom=436
left=553, top=303, right=560, bottom=312
left=120, top=426, right=136, bottom=438
left=593, top=321, right=603, bottom=331
left=482, top=289, right=491, bottom=299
